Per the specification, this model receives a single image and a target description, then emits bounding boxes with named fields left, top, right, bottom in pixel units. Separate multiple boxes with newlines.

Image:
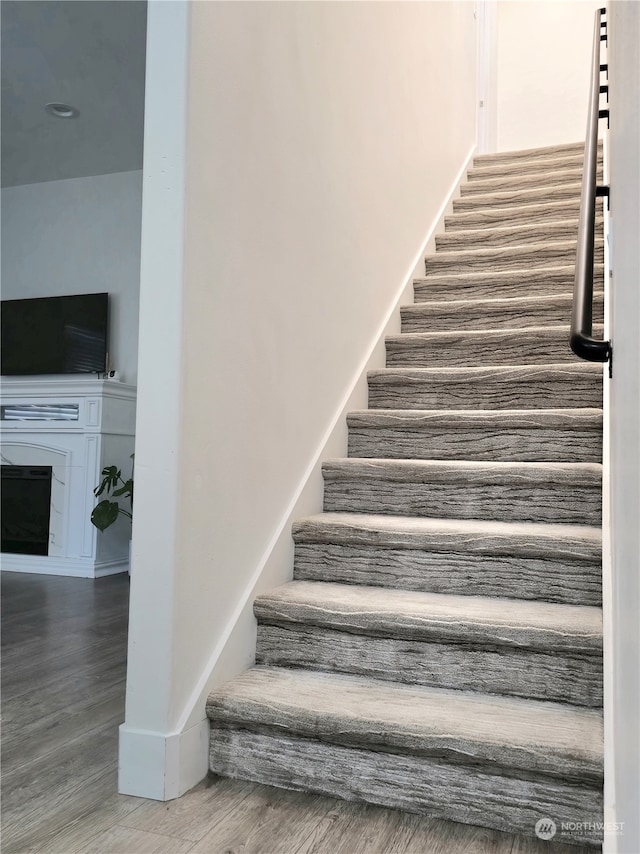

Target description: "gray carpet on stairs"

left=207, top=141, right=605, bottom=849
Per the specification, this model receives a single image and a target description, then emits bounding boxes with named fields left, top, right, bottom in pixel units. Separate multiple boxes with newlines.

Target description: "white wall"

left=1, top=171, right=143, bottom=384
left=495, top=1, right=602, bottom=151
left=121, top=0, right=478, bottom=798
left=606, top=3, right=640, bottom=851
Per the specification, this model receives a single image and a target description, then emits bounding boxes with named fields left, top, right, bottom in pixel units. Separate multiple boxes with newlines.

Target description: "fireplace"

left=1, top=465, right=53, bottom=555
left=0, top=377, right=136, bottom=577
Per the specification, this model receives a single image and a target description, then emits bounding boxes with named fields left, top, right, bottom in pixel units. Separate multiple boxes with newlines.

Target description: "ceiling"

left=1, top=0, right=147, bottom=188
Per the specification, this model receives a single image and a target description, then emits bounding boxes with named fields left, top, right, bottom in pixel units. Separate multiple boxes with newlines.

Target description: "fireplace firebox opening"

left=1, top=465, right=53, bottom=556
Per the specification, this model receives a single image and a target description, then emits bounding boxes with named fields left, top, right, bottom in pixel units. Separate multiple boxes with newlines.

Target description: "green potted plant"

left=91, top=454, right=134, bottom=531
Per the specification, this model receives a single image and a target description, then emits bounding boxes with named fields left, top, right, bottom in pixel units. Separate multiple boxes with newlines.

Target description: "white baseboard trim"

left=119, top=719, right=209, bottom=800
left=95, top=561, right=130, bottom=578
left=121, top=142, right=477, bottom=800
left=0, top=554, right=129, bottom=578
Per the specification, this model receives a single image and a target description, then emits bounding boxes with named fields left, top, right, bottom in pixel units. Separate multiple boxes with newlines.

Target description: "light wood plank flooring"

left=1, top=572, right=593, bottom=854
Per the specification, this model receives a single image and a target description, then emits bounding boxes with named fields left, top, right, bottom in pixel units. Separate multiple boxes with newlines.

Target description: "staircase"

left=207, top=141, right=605, bottom=849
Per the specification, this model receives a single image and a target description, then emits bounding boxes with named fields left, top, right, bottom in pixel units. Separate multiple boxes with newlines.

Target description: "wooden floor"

left=1, top=571, right=593, bottom=854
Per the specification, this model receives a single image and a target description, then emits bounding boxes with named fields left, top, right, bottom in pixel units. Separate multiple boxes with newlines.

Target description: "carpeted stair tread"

left=473, top=141, right=589, bottom=166
left=292, top=513, right=602, bottom=606
left=385, top=325, right=605, bottom=367
left=322, top=457, right=602, bottom=483
left=206, top=667, right=603, bottom=784
left=292, top=511, right=602, bottom=555
left=445, top=198, right=593, bottom=230
left=452, top=182, right=582, bottom=211
left=413, top=263, right=605, bottom=301
left=254, top=583, right=603, bottom=705
left=254, top=581, right=602, bottom=653
left=436, top=219, right=589, bottom=251
left=424, top=239, right=603, bottom=275
left=368, top=363, right=602, bottom=410
left=347, top=407, right=603, bottom=462
left=402, top=292, right=604, bottom=331
left=467, top=152, right=600, bottom=181
left=459, top=167, right=588, bottom=196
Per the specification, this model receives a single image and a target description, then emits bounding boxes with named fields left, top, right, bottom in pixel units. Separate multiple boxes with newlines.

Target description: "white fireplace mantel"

left=1, top=377, right=136, bottom=577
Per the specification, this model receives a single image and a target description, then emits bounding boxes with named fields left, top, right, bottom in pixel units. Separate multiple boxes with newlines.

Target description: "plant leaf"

left=112, top=479, right=133, bottom=498
left=93, top=466, right=122, bottom=497
left=91, top=500, right=120, bottom=532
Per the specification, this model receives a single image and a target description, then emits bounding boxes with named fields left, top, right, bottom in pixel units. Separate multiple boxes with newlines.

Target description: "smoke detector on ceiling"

left=45, top=103, right=80, bottom=119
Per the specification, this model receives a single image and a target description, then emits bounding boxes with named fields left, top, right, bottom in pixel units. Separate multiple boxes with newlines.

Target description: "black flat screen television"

left=1, top=293, right=109, bottom=376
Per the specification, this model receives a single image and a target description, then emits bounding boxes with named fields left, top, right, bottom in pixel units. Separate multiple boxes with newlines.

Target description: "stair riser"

left=453, top=183, right=582, bottom=211
left=368, top=371, right=603, bottom=411
left=293, top=542, right=602, bottom=606
left=209, top=728, right=603, bottom=847
left=348, top=426, right=602, bottom=463
left=414, top=265, right=604, bottom=302
left=256, top=625, right=602, bottom=707
left=424, top=242, right=603, bottom=275
left=460, top=170, right=586, bottom=196
left=385, top=329, right=605, bottom=368
left=322, top=474, right=601, bottom=525
left=401, top=297, right=604, bottom=332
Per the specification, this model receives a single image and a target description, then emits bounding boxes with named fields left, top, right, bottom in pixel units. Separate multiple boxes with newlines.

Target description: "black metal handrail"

left=570, top=6, right=611, bottom=365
